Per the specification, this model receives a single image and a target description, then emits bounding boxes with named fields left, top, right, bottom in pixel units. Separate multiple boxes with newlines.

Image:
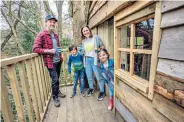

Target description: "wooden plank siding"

left=153, top=1, right=184, bottom=121
left=157, top=58, right=184, bottom=80
left=115, top=79, right=170, bottom=122
left=89, top=1, right=107, bottom=19
left=161, top=1, right=184, bottom=13
left=161, top=8, right=184, bottom=28
left=158, top=26, right=184, bottom=61
left=88, top=1, right=131, bottom=28
left=152, top=93, right=184, bottom=122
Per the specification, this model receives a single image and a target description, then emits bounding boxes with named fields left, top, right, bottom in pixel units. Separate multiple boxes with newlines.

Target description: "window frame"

left=114, top=1, right=162, bottom=100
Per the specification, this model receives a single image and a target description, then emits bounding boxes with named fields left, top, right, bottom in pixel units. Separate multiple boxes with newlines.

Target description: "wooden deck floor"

left=43, top=86, right=118, bottom=122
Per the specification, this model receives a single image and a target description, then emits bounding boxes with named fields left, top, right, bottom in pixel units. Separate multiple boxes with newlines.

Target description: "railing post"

left=31, top=57, right=44, bottom=113
left=6, top=64, right=26, bottom=122
left=18, top=61, right=35, bottom=122
left=25, top=59, right=41, bottom=122
left=1, top=70, right=14, bottom=122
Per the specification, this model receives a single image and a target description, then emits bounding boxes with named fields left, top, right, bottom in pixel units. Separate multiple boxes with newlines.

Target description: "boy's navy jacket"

left=100, top=59, right=114, bottom=83
left=68, top=53, right=84, bottom=73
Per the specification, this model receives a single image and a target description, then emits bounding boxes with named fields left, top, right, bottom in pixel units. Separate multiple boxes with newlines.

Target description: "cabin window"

left=119, top=18, right=154, bottom=81
left=114, top=2, right=161, bottom=99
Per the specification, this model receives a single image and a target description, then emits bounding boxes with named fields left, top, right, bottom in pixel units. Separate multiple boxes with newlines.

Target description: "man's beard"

left=48, top=26, right=55, bottom=32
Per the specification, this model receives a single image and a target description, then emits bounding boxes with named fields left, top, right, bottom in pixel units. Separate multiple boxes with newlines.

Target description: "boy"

left=68, top=45, right=85, bottom=98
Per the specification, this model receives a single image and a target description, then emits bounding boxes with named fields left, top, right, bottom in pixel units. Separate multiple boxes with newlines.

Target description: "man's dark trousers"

left=47, top=61, right=61, bottom=99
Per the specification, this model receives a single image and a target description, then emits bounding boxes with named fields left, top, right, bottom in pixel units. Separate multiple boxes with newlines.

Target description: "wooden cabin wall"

left=88, top=1, right=184, bottom=122
left=152, top=1, right=184, bottom=122
left=97, top=17, right=114, bottom=58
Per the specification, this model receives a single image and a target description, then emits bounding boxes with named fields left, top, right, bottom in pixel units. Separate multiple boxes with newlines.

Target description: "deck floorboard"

left=43, top=86, right=118, bottom=122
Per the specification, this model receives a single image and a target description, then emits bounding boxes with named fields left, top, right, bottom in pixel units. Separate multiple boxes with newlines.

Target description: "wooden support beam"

left=148, top=1, right=162, bottom=100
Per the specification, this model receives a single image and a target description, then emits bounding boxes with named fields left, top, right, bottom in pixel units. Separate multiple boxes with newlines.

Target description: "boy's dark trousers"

left=47, top=61, right=61, bottom=99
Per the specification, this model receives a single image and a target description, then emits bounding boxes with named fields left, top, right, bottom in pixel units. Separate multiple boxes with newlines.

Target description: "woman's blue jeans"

left=85, top=57, right=105, bottom=93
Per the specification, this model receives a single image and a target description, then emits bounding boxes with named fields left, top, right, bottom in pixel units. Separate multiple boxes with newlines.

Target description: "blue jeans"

left=107, top=80, right=114, bottom=98
left=85, top=57, right=105, bottom=93
left=73, top=68, right=85, bottom=94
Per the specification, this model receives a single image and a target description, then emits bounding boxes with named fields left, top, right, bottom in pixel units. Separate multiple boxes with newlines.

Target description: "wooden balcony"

left=1, top=52, right=118, bottom=122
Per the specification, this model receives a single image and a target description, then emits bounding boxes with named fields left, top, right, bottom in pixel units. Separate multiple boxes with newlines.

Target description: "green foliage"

left=20, top=9, right=40, bottom=53
left=60, top=37, right=73, bottom=49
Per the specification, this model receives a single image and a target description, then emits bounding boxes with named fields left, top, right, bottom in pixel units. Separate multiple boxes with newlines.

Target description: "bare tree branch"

left=43, top=1, right=54, bottom=15
left=1, top=32, right=13, bottom=50
left=11, top=12, right=38, bottom=35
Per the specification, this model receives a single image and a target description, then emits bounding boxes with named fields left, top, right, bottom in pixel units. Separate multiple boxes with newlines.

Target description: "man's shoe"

left=70, top=93, right=76, bottom=98
left=53, top=98, right=60, bottom=107
left=58, top=91, right=66, bottom=98
left=98, top=92, right=105, bottom=101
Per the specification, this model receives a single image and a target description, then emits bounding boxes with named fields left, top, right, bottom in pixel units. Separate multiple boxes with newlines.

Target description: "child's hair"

left=99, top=48, right=110, bottom=59
left=69, top=45, right=77, bottom=52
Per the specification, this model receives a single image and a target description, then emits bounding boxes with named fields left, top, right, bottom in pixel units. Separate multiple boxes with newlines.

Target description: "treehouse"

left=88, top=1, right=184, bottom=122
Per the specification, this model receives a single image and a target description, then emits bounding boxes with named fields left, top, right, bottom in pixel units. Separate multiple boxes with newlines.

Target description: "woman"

left=81, top=26, right=105, bottom=101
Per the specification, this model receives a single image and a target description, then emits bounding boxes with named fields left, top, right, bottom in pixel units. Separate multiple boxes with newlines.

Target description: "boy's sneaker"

left=70, top=93, right=76, bottom=98
left=81, top=92, right=86, bottom=97
left=87, top=89, right=92, bottom=97
left=98, top=92, right=105, bottom=101
left=53, top=98, right=60, bottom=107
left=91, top=89, right=95, bottom=94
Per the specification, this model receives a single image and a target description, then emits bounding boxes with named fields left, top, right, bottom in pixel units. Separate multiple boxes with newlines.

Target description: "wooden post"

left=1, top=71, right=14, bottom=122
left=18, top=61, right=35, bottom=122
left=114, top=22, right=120, bottom=114
left=25, top=59, right=41, bottom=121
left=130, top=24, right=135, bottom=76
left=148, top=1, right=162, bottom=100
left=30, top=57, right=44, bottom=113
left=6, top=64, right=26, bottom=122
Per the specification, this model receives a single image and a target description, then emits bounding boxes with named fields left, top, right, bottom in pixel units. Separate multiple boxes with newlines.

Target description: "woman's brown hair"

left=81, top=26, right=93, bottom=40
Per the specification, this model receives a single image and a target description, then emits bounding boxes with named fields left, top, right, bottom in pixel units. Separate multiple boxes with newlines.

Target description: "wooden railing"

left=1, top=51, right=72, bottom=122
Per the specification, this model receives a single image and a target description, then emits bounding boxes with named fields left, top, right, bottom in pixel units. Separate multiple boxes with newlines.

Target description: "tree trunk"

left=70, top=1, right=90, bottom=45
left=56, top=1, right=64, bottom=42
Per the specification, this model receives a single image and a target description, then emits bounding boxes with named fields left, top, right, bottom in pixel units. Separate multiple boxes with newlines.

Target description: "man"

left=33, top=15, right=65, bottom=107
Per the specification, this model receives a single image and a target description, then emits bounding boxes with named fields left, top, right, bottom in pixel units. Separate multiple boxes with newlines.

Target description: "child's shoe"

left=87, top=89, right=93, bottom=97
left=70, top=93, right=76, bottom=98
left=81, top=92, right=86, bottom=97
left=108, top=98, right=113, bottom=110
left=98, top=92, right=105, bottom=101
